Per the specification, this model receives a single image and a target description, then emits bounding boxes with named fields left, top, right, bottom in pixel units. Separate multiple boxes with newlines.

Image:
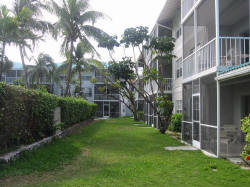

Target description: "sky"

left=1, top=0, right=166, bottom=64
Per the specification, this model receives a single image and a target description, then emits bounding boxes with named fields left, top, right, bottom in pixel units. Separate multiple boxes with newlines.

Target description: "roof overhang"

left=216, top=66, right=250, bottom=82
left=157, top=0, right=181, bottom=25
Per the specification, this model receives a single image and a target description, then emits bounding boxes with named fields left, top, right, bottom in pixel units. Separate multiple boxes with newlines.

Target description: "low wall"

left=0, top=120, right=94, bottom=164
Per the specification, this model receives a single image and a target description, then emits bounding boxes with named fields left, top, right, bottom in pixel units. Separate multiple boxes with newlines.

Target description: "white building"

left=2, top=63, right=129, bottom=118
left=144, top=0, right=250, bottom=158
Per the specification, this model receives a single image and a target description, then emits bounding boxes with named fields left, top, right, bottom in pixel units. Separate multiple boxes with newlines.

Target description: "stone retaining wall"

left=0, top=119, right=94, bottom=164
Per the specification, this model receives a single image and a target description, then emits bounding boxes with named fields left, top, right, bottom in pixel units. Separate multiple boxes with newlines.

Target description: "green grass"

left=0, top=118, right=250, bottom=187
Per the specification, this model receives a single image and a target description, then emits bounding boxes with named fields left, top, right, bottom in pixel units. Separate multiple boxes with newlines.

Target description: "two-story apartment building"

left=144, top=0, right=250, bottom=158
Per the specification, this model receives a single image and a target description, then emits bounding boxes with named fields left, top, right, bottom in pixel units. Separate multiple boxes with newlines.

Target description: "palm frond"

left=81, top=25, right=109, bottom=43
left=79, top=10, right=108, bottom=25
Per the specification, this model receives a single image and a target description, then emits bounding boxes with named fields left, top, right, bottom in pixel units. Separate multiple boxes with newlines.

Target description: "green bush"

left=0, top=82, right=97, bottom=152
left=58, top=97, right=97, bottom=128
left=0, top=82, right=58, bottom=152
left=241, top=115, right=250, bottom=161
left=169, top=113, right=182, bottom=132
left=137, top=111, right=144, bottom=121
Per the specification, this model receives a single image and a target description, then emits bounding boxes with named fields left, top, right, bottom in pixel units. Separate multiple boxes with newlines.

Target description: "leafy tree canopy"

left=120, top=26, right=149, bottom=48
left=108, top=57, right=135, bottom=82
left=98, top=35, right=120, bottom=51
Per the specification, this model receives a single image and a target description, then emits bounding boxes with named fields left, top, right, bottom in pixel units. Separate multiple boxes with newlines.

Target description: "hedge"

left=58, top=97, right=97, bottom=128
left=0, top=82, right=97, bottom=152
left=241, top=115, right=250, bottom=162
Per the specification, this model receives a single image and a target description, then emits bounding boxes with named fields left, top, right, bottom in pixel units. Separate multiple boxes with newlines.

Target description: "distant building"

left=1, top=62, right=23, bottom=84
left=1, top=63, right=129, bottom=118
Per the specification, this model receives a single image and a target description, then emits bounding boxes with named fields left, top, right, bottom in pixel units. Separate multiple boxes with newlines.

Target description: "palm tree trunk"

left=65, top=40, right=74, bottom=96
left=0, top=42, right=6, bottom=82
left=19, top=45, right=29, bottom=88
left=79, top=70, right=82, bottom=96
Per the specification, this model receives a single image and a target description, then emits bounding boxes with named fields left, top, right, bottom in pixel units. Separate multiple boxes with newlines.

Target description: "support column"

left=215, top=0, right=220, bottom=67
left=217, top=80, right=220, bottom=158
left=156, top=23, right=159, bottom=129
left=194, top=8, right=197, bottom=74
left=215, top=0, right=221, bottom=158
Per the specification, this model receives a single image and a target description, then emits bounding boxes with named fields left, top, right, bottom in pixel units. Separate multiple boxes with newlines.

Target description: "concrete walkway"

left=164, top=146, right=198, bottom=151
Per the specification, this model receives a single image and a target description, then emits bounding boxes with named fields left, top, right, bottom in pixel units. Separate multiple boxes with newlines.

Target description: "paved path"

left=165, top=146, right=198, bottom=151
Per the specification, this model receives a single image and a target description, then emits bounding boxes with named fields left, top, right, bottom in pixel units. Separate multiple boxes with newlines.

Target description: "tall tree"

left=54, top=42, right=102, bottom=96
left=50, top=0, right=109, bottom=96
left=103, top=26, right=175, bottom=133
left=12, top=0, right=53, bottom=88
left=106, top=58, right=139, bottom=121
left=0, top=5, right=17, bottom=81
left=98, top=35, right=119, bottom=61
left=72, top=42, right=102, bottom=94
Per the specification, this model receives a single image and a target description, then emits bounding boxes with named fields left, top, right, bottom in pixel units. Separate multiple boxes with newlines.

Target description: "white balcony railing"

left=161, top=78, right=173, bottom=92
left=183, top=38, right=216, bottom=79
left=197, top=38, right=216, bottom=73
left=183, top=53, right=195, bottom=79
left=94, top=94, right=120, bottom=101
left=220, top=37, right=250, bottom=67
left=183, top=37, right=250, bottom=79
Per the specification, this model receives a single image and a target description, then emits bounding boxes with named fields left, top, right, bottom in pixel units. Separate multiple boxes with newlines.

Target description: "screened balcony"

left=219, top=0, right=250, bottom=70
left=182, top=0, right=216, bottom=79
left=182, top=74, right=218, bottom=156
left=219, top=75, right=250, bottom=157
left=183, top=0, right=250, bottom=79
left=181, top=0, right=199, bottom=19
left=161, top=78, right=173, bottom=92
left=183, top=39, right=216, bottom=79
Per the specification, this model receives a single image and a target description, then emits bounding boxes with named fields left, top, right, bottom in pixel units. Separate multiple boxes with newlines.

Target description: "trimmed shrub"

left=0, top=82, right=97, bottom=152
left=169, top=113, right=182, bottom=132
left=0, top=82, right=58, bottom=152
left=58, top=97, right=97, bottom=128
left=241, top=115, right=250, bottom=162
left=137, top=111, right=144, bottom=121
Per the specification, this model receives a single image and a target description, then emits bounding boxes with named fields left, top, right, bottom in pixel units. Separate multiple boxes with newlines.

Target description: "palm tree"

left=12, top=0, right=54, bottom=88
left=54, top=42, right=103, bottom=96
left=28, top=53, right=56, bottom=86
left=0, top=5, right=17, bottom=81
left=50, top=0, right=109, bottom=96
left=72, top=42, right=103, bottom=94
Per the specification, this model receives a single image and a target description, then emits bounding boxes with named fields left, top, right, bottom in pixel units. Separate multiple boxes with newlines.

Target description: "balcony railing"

left=183, top=38, right=216, bottom=79
left=94, top=94, right=120, bottom=101
left=183, top=53, right=195, bottom=79
left=220, top=37, right=250, bottom=67
left=197, top=38, right=216, bottom=73
left=161, top=78, right=173, bottom=92
left=6, top=77, right=18, bottom=83
left=183, top=37, right=250, bottom=79
left=95, top=76, right=105, bottom=82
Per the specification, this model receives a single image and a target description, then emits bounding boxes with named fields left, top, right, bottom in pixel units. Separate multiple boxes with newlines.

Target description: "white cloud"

left=1, top=0, right=166, bottom=64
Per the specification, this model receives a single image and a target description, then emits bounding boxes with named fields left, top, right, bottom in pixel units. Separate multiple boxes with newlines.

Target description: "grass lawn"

left=0, top=118, right=250, bottom=187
